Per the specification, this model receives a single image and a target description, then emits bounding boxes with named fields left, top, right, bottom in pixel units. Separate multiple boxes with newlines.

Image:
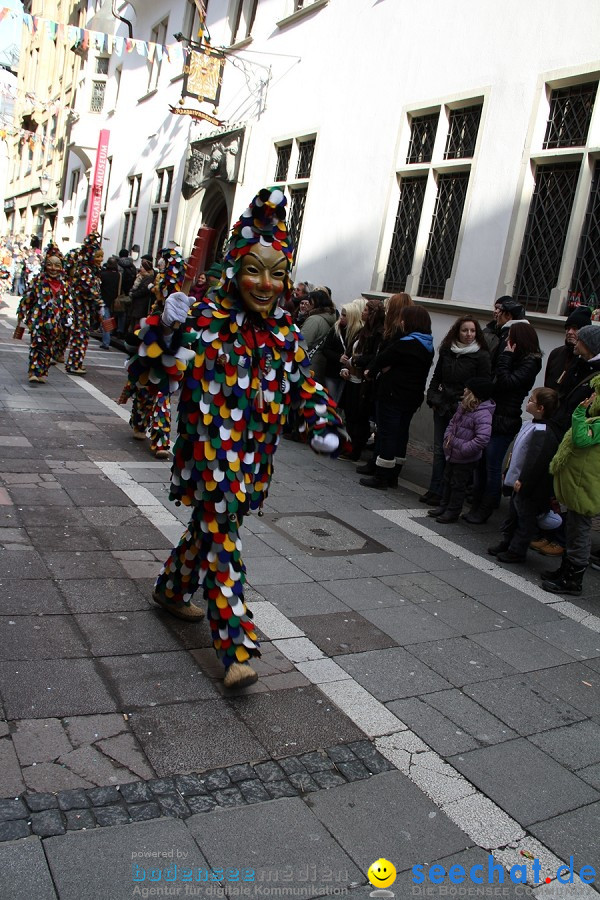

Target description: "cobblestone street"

left=0, top=297, right=599, bottom=898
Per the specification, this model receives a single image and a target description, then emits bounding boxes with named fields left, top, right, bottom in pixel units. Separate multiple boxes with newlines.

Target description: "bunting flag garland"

left=0, top=7, right=187, bottom=65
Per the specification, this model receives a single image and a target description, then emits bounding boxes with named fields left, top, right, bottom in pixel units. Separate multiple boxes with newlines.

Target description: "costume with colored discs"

left=118, top=250, right=179, bottom=457
left=128, top=187, right=346, bottom=686
left=65, top=233, right=103, bottom=374
left=17, top=251, right=73, bottom=383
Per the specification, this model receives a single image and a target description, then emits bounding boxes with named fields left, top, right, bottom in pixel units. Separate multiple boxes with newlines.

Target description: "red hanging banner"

left=86, top=129, right=110, bottom=235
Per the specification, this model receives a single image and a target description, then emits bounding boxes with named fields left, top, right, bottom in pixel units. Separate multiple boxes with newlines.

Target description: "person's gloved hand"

left=161, top=292, right=190, bottom=328
left=311, top=432, right=339, bottom=454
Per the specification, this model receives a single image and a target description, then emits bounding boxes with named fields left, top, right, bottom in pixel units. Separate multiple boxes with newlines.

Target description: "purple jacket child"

left=444, top=399, right=495, bottom=464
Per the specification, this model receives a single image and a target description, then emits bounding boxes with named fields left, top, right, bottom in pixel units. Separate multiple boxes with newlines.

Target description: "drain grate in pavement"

left=263, top=512, right=387, bottom=556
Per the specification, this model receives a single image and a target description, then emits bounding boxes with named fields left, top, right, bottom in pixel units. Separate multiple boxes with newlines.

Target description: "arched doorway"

left=200, top=182, right=231, bottom=265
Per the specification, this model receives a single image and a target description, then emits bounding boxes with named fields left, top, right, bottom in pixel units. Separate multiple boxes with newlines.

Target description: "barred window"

left=95, top=56, right=109, bottom=75
left=406, top=113, right=438, bottom=164
left=122, top=174, right=141, bottom=250
left=444, top=104, right=482, bottom=159
left=274, top=144, right=291, bottom=182
left=419, top=172, right=470, bottom=299
left=288, top=187, right=307, bottom=251
left=514, top=162, right=580, bottom=313
left=296, top=139, right=315, bottom=179
left=383, top=177, right=427, bottom=293
left=544, top=82, right=598, bottom=149
left=90, top=81, right=106, bottom=113
left=147, top=167, right=174, bottom=258
left=571, top=160, right=600, bottom=305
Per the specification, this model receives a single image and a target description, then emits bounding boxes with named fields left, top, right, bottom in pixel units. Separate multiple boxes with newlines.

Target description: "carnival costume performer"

left=17, top=252, right=73, bottom=384
left=127, top=187, right=347, bottom=689
left=118, top=250, right=180, bottom=459
left=65, top=232, right=103, bottom=375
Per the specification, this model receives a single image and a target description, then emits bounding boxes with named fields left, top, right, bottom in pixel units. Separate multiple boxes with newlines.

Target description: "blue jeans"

left=475, top=432, right=513, bottom=506
left=375, top=400, right=418, bottom=464
left=428, top=410, right=452, bottom=495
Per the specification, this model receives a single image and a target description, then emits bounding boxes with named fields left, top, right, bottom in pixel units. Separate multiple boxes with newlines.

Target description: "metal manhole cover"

left=263, top=512, right=387, bottom=556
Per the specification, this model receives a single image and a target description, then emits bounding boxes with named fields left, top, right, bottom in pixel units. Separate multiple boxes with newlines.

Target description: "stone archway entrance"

left=199, top=183, right=230, bottom=265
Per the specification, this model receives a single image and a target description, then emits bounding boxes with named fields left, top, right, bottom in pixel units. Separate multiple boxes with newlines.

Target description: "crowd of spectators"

left=285, top=279, right=600, bottom=598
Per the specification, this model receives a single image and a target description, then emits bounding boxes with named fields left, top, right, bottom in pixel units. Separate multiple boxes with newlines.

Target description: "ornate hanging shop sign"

left=169, top=106, right=223, bottom=127
left=182, top=46, right=225, bottom=106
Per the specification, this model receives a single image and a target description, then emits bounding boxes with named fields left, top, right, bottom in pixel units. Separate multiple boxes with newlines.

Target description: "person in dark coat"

left=422, top=315, right=491, bottom=505
left=129, top=258, right=156, bottom=324
left=117, top=248, right=137, bottom=294
left=99, top=256, right=121, bottom=349
left=545, top=306, right=592, bottom=394
left=360, top=304, right=434, bottom=490
left=491, top=297, right=528, bottom=367
left=427, top=377, right=495, bottom=523
left=346, top=298, right=385, bottom=463
left=551, top=323, right=600, bottom=435
left=464, top=321, right=542, bottom=524
left=488, top=387, right=561, bottom=562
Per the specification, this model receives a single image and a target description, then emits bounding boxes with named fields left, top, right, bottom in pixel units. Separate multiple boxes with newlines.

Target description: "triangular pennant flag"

left=125, top=38, right=135, bottom=53
left=135, top=40, right=147, bottom=57
left=113, top=35, right=124, bottom=55
left=147, top=42, right=155, bottom=63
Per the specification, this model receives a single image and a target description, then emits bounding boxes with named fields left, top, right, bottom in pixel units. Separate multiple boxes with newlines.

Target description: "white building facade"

left=57, top=0, right=600, bottom=443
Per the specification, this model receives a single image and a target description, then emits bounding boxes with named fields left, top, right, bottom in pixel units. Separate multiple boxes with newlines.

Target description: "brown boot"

left=152, top=590, right=204, bottom=621
left=223, top=662, right=258, bottom=690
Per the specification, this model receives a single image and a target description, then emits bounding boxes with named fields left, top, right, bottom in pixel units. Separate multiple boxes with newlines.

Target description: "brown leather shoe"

left=152, top=591, right=204, bottom=621
left=223, top=662, right=258, bottom=690
left=154, top=449, right=170, bottom=459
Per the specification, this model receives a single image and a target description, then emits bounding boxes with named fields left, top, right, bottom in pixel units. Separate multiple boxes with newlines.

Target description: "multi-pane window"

left=288, top=188, right=307, bottom=251
left=514, top=163, right=580, bottom=313
left=147, top=167, right=174, bottom=258
left=148, top=19, right=168, bottom=91
left=571, top=161, right=600, bottom=305
left=296, top=139, right=315, bottom=178
left=544, top=81, right=598, bottom=149
left=509, top=75, right=600, bottom=313
left=406, top=113, right=437, bottom=164
left=274, top=144, right=291, bottom=182
left=230, top=0, right=258, bottom=44
left=90, top=81, right=106, bottom=113
left=383, top=177, right=427, bottom=293
left=419, top=172, right=470, bottom=298
left=70, top=168, right=80, bottom=199
left=384, top=101, right=481, bottom=298
left=122, top=174, right=141, bottom=250
left=184, top=0, right=202, bottom=40
left=272, top=135, right=316, bottom=261
left=95, top=56, right=109, bottom=75
left=444, top=104, right=482, bottom=159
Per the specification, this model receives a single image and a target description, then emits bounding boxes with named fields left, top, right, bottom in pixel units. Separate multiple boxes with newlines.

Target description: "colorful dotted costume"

left=17, top=252, right=73, bottom=381
left=128, top=187, right=346, bottom=669
left=65, top=233, right=103, bottom=373
left=119, top=250, right=181, bottom=454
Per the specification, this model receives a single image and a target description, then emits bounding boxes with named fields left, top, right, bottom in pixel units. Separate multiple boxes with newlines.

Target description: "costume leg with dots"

left=29, top=335, right=47, bottom=378
left=155, top=505, right=259, bottom=669
left=66, top=328, right=89, bottom=370
left=149, top=393, right=171, bottom=452
left=130, top=387, right=155, bottom=435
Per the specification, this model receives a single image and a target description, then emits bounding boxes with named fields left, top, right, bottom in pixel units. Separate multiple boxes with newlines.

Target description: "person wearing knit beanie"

left=126, top=186, right=348, bottom=690
left=545, top=307, right=592, bottom=395
left=577, top=324, right=600, bottom=359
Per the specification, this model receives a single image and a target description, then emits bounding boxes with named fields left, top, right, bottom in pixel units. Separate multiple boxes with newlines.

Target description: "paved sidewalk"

left=0, top=298, right=599, bottom=898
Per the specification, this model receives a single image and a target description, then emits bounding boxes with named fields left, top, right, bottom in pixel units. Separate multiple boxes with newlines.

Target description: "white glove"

left=311, top=433, right=339, bottom=454
left=161, top=291, right=191, bottom=328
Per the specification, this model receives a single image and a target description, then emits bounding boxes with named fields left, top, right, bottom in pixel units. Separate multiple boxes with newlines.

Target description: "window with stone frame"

left=272, top=135, right=316, bottom=263
left=383, top=99, right=482, bottom=298
left=122, top=174, right=141, bottom=251
left=511, top=77, right=600, bottom=313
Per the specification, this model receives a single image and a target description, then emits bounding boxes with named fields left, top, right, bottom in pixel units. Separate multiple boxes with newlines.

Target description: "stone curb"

left=0, top=740, right=394, bottom=842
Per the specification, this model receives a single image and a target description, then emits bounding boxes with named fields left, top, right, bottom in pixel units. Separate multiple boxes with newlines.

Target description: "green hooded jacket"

left=550, top=375, right=600, bottom=516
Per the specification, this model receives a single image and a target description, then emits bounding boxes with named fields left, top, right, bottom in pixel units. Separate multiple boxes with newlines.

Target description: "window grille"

left=514, top=162, right=580, bottom=313
left=444, top=104, right=482, bottom=160
left=90, top=81, right=106, bottom=113
left=296, top=140, right=315, bottom=178
left=274, top=145, right=291, bottom=182
left=419, top=172, right=470, bottom=298
left=383, top=177, right=427, bottom=293
left=571, top=161, right=600, bottom=307
left=288, top=187, right=307, bottom=250
left=95, top=56, right=109, bottom=75
left=406, top=113, right=438, bottom=164
left=544, top=81, right=598, bottom=149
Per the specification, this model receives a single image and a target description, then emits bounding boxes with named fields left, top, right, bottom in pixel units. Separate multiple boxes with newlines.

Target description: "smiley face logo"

left=367, top=858, right=397, bottom=889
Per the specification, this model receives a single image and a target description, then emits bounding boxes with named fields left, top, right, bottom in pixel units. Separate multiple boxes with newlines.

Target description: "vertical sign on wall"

left=85, top=129, right=110, bottom=235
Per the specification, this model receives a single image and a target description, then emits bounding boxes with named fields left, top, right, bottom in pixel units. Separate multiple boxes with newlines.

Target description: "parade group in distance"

left=1, top=183, right=599, bottom=689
